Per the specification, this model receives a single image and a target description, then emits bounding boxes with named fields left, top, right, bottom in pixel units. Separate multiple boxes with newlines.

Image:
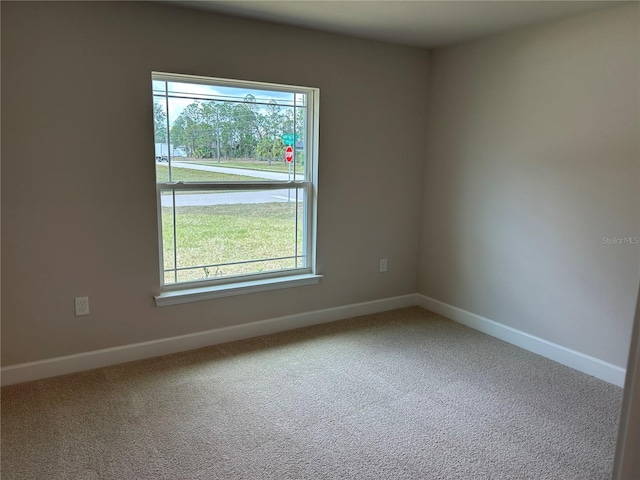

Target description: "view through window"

left=152, top=73, right=318, bottom=288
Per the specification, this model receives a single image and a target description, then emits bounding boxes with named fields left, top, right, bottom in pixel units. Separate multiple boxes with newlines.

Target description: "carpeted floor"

left=1, top=307, right=623, bottom=479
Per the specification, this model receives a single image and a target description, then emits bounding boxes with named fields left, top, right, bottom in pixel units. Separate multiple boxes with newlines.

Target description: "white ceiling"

left=167, top=0, right=626, bottom=48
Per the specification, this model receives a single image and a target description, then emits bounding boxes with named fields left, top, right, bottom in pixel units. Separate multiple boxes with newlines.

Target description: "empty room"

left=1, top=1, right=639, bottom=479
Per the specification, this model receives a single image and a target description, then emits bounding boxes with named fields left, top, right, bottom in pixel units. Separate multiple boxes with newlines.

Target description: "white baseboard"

left=0, top=294, right=416, bottom=387
left=2, top=293, right=626, bottom=387
left=416, top=294, right=627, bottom=387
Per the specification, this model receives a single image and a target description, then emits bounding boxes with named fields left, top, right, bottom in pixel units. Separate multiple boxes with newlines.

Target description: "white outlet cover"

left=380, top=258, right=388, bottom=272
left=75, top=296, right=89, bottom=316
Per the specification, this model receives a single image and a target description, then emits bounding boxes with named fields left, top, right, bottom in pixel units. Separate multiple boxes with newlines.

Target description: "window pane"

left=166, top=81, right=297, bottom=107
left=152, top=80, right=167, bottom=95
left=160, top=191, right=176, bottom=283
left=274, top=104, right=308, bottom=181
left=293, top=103, right=307, bottom=181
left=155, top=85, right=308, bottom=181
left=153, top=95, right=168, bottom=175
left=161, top=188, right=305, bottom=284
left=174, top=258, right=298, bottom=284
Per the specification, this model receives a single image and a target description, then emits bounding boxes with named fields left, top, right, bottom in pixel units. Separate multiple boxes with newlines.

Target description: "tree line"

left=154, top=94, right=305, bottom=164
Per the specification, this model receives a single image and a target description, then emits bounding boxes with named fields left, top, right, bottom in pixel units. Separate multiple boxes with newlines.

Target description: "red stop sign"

left=285, top=146, right=293, bottom=163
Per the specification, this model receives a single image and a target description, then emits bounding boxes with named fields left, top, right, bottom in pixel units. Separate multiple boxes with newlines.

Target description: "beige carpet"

left=1, top=307, right=623, bottom=479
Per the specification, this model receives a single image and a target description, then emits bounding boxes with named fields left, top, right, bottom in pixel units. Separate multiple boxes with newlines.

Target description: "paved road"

left=160, top=189, right=303, bottom=207
left=159, top=162, right=304, bottom=206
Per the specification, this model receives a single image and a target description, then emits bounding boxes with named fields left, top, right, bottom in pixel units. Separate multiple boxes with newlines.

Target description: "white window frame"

left=152, top=72, right=321, bottom=306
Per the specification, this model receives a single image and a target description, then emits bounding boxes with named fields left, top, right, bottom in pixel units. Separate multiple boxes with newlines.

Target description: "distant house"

left=155, top=143, right=187, bottom=160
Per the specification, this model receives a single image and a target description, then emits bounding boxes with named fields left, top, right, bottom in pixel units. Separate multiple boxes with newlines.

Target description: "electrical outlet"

left=379, top=258, right=388, bottom=273
left=75, top=297, right=89, bottom=316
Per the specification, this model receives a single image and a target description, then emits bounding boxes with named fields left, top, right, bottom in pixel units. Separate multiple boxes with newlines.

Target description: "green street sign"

left=281, top=133, right=299, bottom=146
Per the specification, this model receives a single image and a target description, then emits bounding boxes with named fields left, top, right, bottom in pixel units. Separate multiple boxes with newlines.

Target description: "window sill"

left=154, top=274, right=322, bottom=307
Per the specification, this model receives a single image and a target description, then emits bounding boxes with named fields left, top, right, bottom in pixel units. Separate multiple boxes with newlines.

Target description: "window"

left=152, top=73, right=320, bottom=305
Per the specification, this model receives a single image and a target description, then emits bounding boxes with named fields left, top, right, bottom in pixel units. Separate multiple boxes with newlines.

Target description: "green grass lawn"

left=161, top=202, right=305, bottom=284
left=156, top=164, right=259, bottom=182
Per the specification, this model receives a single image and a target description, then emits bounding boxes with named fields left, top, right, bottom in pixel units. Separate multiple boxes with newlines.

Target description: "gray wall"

left=420, top=4, right=639, bottom=367
left=2, top=2, right=638, bottom=372
left=1, top=2, right=427, bottom=364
